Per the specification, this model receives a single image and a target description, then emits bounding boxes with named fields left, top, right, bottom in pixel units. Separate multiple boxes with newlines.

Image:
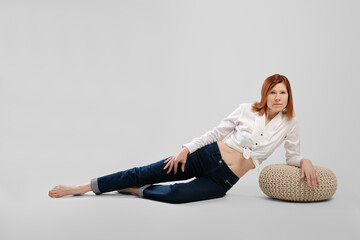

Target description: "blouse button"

left=255, top=143, right=258, bottom=145
left=261, top=134, right=263, bottom=136
left=219, top=160, right=222, bottom=163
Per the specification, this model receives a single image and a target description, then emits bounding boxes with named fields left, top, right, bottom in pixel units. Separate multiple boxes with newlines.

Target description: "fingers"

left=166, top=161, right=174, bottom=174
left=164, top=156, right=172, bottom=164
left=163, top=156, right=186, bottom=174
left=304, top=172, right=320, bottom=189
left=311, top=172, right=320, bottom=188
left=163, top=161, right=169, bottom=171
left=173, top=160, right=178, bottom=174
left=310, top=171, right=320, bottom=189
left=311, top=175, right=316, bottom=188
left=181, top=162, right=185, bottom=172
left=300, top=168, right=305, bottom=180
left=164, top=157, right=173, bottom=173
left=307, top=174, right=311, bottom=188
left=163, top=157, right=176, bottom=174
left=306, top=173, right=317, bottom=189
left=163, top=157, right=171, bottom=170
left=300, top=165, right=321, bottom=189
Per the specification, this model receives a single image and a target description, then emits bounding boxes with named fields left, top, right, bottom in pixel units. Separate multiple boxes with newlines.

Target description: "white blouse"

left=182, top=102, right=304, bottom=173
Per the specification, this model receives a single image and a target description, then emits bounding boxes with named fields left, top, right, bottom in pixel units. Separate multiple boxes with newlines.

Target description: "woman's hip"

left=190, top=142, right=240, bottom=191
left=136, top=142, right=240, bottom=191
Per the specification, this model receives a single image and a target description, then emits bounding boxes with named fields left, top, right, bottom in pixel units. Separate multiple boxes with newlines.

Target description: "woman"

left=48, top=74, right=320, bottom=203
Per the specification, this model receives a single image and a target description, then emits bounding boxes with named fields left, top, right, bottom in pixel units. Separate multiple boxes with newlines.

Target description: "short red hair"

left=251, top=74, right=295, bottom=119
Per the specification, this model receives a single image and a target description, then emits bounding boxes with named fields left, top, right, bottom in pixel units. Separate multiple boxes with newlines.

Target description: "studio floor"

left=1, top=180, right=359, bottom=240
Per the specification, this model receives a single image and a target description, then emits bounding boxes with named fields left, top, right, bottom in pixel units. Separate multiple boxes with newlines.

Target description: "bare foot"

left=117, top=187, right=139, bottom=195
left=48, top=184, right=89, bottom=198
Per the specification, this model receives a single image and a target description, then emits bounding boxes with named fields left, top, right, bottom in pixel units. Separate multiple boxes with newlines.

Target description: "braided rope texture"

left=259, top=164, right=337, bottom=202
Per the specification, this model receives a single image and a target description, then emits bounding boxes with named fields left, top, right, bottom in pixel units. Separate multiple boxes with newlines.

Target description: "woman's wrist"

left=182, top=147, right=190, bottom=155
left=300, top=158, right=311, bottom=167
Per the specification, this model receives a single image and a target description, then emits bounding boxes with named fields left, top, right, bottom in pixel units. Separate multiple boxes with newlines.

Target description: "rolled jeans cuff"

left=138, top=184, right=151, bottom=197
left=91, top=178, right=102, bottom=195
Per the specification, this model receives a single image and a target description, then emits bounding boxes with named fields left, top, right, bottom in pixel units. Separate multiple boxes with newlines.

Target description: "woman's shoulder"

left=238, top=102, right=258, bottom=118
left=284, top=113, right=298, bottom=127
left=239, top=102, right=255, bottom=109
left=241, top=102, right=259, bottom=115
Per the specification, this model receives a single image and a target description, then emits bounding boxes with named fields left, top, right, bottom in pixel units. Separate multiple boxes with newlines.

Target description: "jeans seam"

left=225, top=179, right=233, bottom=187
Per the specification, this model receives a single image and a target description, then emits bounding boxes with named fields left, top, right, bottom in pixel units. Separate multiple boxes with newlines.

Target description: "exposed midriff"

left=216, top=140, right=256, bottom=179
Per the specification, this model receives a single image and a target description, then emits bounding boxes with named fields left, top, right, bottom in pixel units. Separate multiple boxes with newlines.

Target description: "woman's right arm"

left=164, top=103, right=245, bottom=175
left=181, top=103, right=245, bottom=154
left=164, top=104, right=244, bottom=174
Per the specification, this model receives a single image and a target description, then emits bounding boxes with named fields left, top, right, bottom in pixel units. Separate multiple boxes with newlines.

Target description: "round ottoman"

left=259, top=164, right=337, bottom=202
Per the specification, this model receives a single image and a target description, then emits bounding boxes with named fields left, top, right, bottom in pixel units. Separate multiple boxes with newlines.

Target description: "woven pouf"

left=259, top=164, right=337, bottom=202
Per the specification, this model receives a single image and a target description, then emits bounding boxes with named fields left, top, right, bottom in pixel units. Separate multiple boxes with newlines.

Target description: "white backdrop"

left=1, top=0, right=359, bottom=239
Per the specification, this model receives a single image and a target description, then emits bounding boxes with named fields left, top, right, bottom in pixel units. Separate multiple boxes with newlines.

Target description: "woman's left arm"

left=284, top=119, right=320, bottom=189
left=300, top=158, right=321, bottom=189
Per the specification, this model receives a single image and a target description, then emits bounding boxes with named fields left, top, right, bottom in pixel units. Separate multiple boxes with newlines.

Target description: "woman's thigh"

left=136, top=144, right=220, bottom=185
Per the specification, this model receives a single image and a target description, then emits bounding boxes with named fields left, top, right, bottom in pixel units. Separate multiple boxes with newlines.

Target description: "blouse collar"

left=255, top=111, right=283, bottom=130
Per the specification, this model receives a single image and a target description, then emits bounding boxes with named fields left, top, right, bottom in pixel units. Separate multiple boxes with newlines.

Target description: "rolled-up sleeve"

left=182, top=103, right=244, bottom=154
left=284, top=119, right=303, bottom=167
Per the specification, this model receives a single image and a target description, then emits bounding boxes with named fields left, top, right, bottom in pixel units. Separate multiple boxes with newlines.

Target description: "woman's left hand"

left=300, top=159, right=321, bottom=189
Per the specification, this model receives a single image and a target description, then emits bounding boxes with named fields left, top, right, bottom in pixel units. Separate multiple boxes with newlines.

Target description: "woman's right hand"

left=163, top=147, right=190, bottom=174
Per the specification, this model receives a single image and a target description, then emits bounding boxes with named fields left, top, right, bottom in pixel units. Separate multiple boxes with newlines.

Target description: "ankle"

left=133, top=187, right=140, bottom=195
left=75, top=184, right=91, bottom=194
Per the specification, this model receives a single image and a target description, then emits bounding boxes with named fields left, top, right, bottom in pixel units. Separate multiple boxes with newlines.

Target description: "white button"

left=219, top=160, right=222, bottom=163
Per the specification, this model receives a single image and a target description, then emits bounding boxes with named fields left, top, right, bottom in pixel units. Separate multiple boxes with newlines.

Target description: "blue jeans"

left=90, top=142, right=239, bottom=203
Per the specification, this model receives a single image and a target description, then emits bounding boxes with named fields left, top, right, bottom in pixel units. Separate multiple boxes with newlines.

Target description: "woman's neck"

left=266, top=109, right=280, bottom=121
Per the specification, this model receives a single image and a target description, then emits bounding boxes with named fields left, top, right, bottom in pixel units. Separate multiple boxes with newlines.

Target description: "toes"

left=49, top=190, right=58, bottom=197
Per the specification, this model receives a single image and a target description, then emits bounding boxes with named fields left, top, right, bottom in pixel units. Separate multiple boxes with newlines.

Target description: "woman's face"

left=266, top=82, right=288, bottom=114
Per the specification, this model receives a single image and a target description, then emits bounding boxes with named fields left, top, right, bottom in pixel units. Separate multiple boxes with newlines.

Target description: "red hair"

left=251, top=74, right=295, bottom=119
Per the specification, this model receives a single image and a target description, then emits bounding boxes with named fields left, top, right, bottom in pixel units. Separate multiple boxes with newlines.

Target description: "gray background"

left=1, top=0, right=359, bottom=239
